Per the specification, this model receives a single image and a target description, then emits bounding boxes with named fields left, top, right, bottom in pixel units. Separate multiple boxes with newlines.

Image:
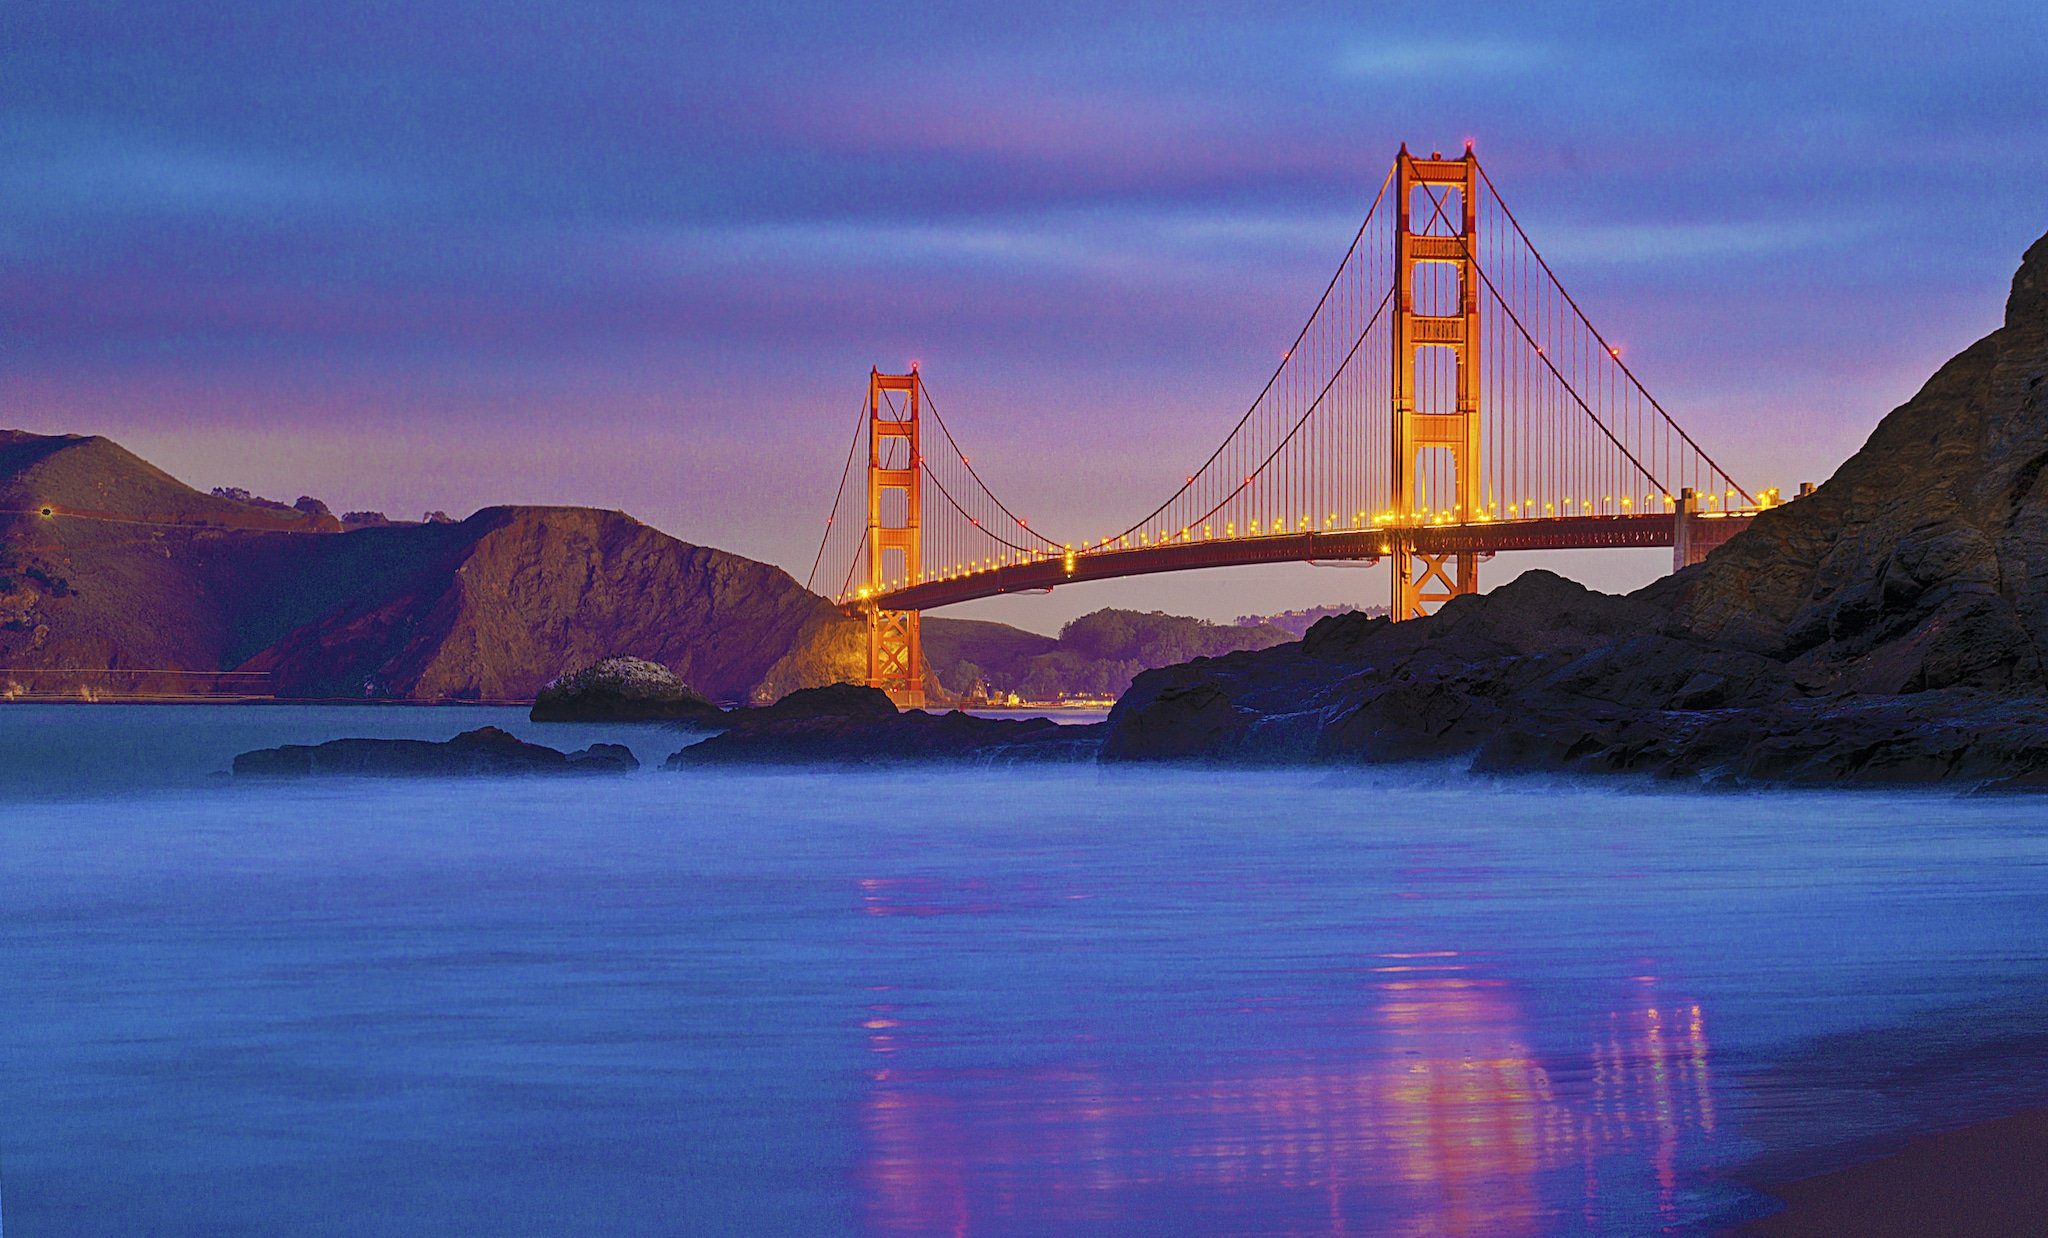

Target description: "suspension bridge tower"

left=1390, top=144, right=1481, bottom=620
left=863, top=368, right=926, bottom=707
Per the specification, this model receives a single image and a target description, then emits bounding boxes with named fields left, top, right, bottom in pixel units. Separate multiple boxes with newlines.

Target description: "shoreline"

left=1739, top=1107, right=2048, bottom=1235
left=0, top=696, right=541, bottom=706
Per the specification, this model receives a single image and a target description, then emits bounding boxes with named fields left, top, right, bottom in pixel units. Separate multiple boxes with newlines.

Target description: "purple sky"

left=6, top=2, right=2046, bottom=630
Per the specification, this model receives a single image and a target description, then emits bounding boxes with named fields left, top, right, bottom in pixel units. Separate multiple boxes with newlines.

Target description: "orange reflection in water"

left=857, top=952, right=1720, bottom=1234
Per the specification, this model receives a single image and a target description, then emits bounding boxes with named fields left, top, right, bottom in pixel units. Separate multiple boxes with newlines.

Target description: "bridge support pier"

left=1393, top=538, right=1479, bottom=621
left=864, top=605, right=923, bottom=708
left=1390, top=144, right=1482, bottom=621
left=864, top=368, right=926, bottom=708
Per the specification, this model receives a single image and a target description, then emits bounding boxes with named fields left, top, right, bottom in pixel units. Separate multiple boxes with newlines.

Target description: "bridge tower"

left=863, top=368, right=926, bottom=707
left=1390, top=144, right=1481, bottom=621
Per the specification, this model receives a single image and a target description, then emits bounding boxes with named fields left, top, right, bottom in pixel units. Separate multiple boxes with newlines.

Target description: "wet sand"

left=1743, top=1107, right=2048, bottom=1235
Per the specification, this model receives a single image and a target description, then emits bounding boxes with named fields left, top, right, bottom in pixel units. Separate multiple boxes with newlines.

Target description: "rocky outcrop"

left=1100, top=570, right=1788, bottom=764
left=530, top=656, right=723, bottom=723
left=669, top=711, right=1101, bottom=766
left=1650, top=230, right=2048, bottom=693
left=1098, top=227, right=2048, bottom=787
left=232, top=726, right=638, bottom=777
left=666, top=683, right=1099, bottom=765
left=724, top=681, right=901, bottom=725
left=0, top=432, right=866, bottom=702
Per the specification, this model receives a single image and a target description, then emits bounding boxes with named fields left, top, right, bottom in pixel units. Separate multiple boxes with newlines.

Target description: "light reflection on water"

left=3, top=706, right=2048, bottom=1234
left=855, top=932, right=1722, bottom=1235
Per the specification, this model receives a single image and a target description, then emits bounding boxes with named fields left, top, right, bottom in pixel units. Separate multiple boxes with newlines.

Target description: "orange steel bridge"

left=808, top=145, right=1783, bottom=706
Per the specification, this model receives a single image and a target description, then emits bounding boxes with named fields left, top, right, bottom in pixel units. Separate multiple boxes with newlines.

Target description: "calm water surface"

left=3, top=705, right=2048, bottom=1234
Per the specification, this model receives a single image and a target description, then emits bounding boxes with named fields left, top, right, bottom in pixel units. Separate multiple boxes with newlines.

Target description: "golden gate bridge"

left=807, top=144, right=1786, bottom=706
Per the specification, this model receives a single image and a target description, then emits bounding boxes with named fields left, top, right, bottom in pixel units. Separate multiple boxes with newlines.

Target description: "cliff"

left=0, top=433, right=864, bottom=701
left=234, top=506, right=862, bottom=701
left=1095, top=226, right=2048, bottom=786
left=1651, top=228, right=2048, bottom=693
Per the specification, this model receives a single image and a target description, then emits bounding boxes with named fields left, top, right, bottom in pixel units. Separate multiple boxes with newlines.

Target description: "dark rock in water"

left=726, top=681, right=899, bottom=724
left=662, top=680, right=1099, bottom=765
left=1098, top=227, right=2048, bottom=788
left=531, top=656, right=724, bottom=723
left=234, top=726, right=639, bottom=777
left=566, top=742, right=640, bottom=772
left=667, top=707, right=1100, bottom=767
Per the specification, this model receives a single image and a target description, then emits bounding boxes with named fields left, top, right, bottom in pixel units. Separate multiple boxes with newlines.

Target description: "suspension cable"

left=836, top=526, right=868, bottom=602
left=804, top=396, right=869, bottom=593
left=1475, top=162, right=1752, bottom=503
left=1105, top=162, right=1397, bottom=543
left=1412, top=179, right=1670, bottom=499
left=918, top=459, right=1046, bottom=556
left=1172, top=284, right=1395, bottom=535
left=914, top=374, right=1063, bottom=550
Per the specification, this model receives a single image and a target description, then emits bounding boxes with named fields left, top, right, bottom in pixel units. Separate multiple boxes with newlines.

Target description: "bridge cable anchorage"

left=804, top=396, right=870, bottom=594
left=1476, top=163, right=1752, bottom=505
left=1103, top=162, right=1397, bottom=547
left=1411, top=178, right=1669, bottom=499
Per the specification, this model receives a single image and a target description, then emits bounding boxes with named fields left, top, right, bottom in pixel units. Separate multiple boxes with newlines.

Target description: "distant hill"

left=0, top=432, right=333, bottom=529
left=922, top=617, right=1059, bottom=697
left=1234, top=603, right=1387, bottom=638
left=0, top=431, right=862, bottom=702
left=925, top=609, right=1293, bottom=702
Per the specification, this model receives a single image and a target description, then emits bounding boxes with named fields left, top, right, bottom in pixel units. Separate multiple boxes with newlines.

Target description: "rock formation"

left=530, top=656, right=724, bottom=722
left=662, top=681, right=1098, bottom=765
left=1652, top=230, right=2048, bottom=695
left=668, top=709, right=1100, bottom=766
left=233, top=726, right=638, bottom=777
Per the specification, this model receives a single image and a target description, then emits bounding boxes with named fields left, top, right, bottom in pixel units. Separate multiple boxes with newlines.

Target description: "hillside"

left=0, top=433, right=863, bottom=701
left=923, top=617, right=1058, bottom=697
left=1650, top=227, right=2048, bottom=694
left=925, top=609, right=1294, bottom=701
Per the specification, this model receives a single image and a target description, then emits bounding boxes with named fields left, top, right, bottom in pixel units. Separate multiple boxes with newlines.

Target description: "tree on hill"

left=930, top=609, right=1294, bottom=703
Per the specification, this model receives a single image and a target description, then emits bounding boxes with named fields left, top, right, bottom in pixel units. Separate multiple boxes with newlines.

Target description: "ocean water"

left=3, top=706, right=2048, bottom=1234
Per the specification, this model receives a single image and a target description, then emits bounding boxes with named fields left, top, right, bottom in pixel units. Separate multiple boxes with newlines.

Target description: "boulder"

left=726, top=681, right=899, bottom=725
left=233, top=726, right=639, bottom=777
left=530, top=656, right=724, bottom=723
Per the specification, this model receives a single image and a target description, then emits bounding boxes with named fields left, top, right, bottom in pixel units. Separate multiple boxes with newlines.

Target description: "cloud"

left=1335, top=37, right=1550, bottom=78
left=1, top=119, right=394, bottom=220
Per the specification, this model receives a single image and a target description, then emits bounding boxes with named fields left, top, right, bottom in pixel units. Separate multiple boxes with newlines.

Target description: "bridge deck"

left=865, top=511, right=1753, bottom=612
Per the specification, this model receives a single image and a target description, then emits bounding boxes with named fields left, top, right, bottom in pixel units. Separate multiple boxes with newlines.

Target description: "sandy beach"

left=1743, top=1108, right=2048, bottom=1235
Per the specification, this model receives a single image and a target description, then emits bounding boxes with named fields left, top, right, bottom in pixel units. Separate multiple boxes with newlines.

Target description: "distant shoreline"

left=0, top=696, right=1112, bottom=712
left=0, top=696, right=539, bottom=707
